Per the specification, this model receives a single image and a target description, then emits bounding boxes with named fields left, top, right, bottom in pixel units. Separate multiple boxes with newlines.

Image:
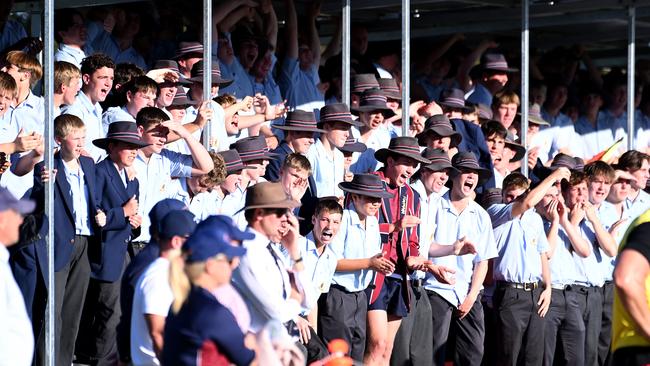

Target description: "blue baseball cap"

left=208, top=215, right=255, bottom=242
left=183, top=215, right=248, bottom=263
left=0, top=187, right=35, bottom=214
left=157, top=210, right=196, bottom=239
left=149, top=198, right=187, bottom=225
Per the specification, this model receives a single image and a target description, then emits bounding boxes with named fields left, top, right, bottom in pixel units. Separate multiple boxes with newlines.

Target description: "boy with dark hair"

left=63, top=53, right=116, bottom=162
left=54, top=8, right=91, bottom=68
left=617, top=150, right=650, bottom=219
left=75, top=121, right=149, bottom=365
left=102, top=75, right=158, bottom=126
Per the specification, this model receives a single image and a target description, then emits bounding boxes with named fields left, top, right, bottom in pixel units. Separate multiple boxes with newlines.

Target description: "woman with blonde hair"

left=163, top=216, right=254, bottom=366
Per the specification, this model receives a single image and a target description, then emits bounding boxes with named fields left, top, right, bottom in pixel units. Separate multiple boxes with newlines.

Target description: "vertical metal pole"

left=520, top=0, right=529, bottom=176
left=341, top=0, right=351, bottom=106
left=202, top=0, right=212, bottom=148
left=43, top=0, right=55, bottom=364
left=401, top=0, right=410, bottom=136
left=627, top=6, right=636, bottom=151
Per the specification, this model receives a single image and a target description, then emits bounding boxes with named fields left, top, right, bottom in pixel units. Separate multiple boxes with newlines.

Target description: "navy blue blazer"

left=450, top=118, right=497, bottom=190
left=92, top=157, right=140, bottom=282
left=32, top=154, right=100, bottom=274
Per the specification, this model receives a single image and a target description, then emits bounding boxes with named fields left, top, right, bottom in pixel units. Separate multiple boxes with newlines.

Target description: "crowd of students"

left=1, top=1, right=650, bottom=366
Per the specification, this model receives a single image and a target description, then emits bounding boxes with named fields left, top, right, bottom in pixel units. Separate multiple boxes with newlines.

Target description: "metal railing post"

left=521, top=0, right=529, bottom=176
left=627, top=6, right=636, bottom=151
left=202, top=0, right=212, bottom=148
left=342, top=0, right=351, bottom=106
left=401, top=0, right=410, bottom=136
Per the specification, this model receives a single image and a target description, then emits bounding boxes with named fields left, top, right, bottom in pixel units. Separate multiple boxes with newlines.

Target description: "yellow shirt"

left=612, top=208, right=650, bottom=352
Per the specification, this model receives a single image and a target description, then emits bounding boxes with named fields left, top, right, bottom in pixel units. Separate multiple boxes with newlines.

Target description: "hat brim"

left=505, top=142, right=526, bottom=162
left=229, top=228, right=255, bottom=242
left=238, top=198, right=302, bottom=214
left=338, top=182, right=394, bottom=199
left=188, top=76, right=234, bottom=87
left=422, top=162, right=458, bottom=173
left=339, top=142, right=368, bottom=154
left=375, top=148, right=430, bottom=165
left=416, top=129, right=463, bottom=148
left=274, top=125, right=326, bottom=134
left=351, top=105, right=396, bottom=118
left=483, top=66, right=519, bottom=73
left=317, top=119, right=364, bottom=129
left=450, top=165, right=493, bottom=184
left=439, top=102, right=472, bottom=114
left=93, top=137, right=151, bottom=150
left=518, top=113, right=550, bottom=126
left=381, top=91, right=402, bottom=100
left=223, top=245, right=248, bottom=259
left=9, top=199, right=36, bottom=215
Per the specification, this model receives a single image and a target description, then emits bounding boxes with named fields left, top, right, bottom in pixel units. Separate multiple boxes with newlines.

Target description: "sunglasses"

left=264, top=207, right=289, bottom=218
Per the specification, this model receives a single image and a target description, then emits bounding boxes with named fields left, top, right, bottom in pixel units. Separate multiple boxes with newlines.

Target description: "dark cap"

left=351, top=74, right=379, bottom=94
left=450, top=151, right=492, bottom=183
left=183, top=216, right=248, bottom=263
left=219, top=149, right=254, bottom=174
left=415, top=114, right=462, bottom=148
left=149, top=199, right=188, bottom=226
left=157, top=210, right=196, bottom=239
left=275, top=110, right=326, bottom=133
left=439, top=88, right=472, bottom=113
left=351, top=89, right=395, bottom=118
left=230, top=136, right=279, bottom=162
left=339, top=136, right=367, bottom=154
left=481, top=53, right=518, bottom=73
left=378, top=78, right=401, bottom=100
left=421, top=148, right=456, bottom=172
left=0, top=187, right=35, bottom=214
left=189, top=60, right=233, bottom=87
left=318, top=103, right=362, bottom=128
left=174, top=41, right=204, bottom=60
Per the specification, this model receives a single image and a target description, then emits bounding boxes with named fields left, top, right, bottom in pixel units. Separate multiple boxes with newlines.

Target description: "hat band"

left=362, top=95, right=388, bottom=103
left=454, top=159, right=481, bottom=169
left=390, top=145, right=420, bottom=154
left=238, top=147, right=267, bottom=158
left=443, top=97, right=466, bottom=106
left=485, top=61, right=509, bottom=69
left=107, top=131, right=141, bottom=140
left=225, top=161, right=245, bottom=171
left=321, top=112, right=352, bottom=121
left=347, top=182, right=385, bottom=192
left=285, top=120, right=318, bottom=128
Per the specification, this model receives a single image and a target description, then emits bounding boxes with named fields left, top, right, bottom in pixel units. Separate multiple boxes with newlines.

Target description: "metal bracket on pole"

left=401, top=0, right=410, bottom=137
left=342, top=0, right=351, bottom=107
left=202, top=0, right=212, bottom=149
left=627, top=5, right=636, bottom=151
left=521, top=0, right=530, bottom=176
left=43, top=0, right=55, bottom=364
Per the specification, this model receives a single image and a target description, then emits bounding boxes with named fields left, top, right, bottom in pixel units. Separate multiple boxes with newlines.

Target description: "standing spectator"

left=0, top=187, right=35, bottom=366
left=174, top=42, right=203, bottom=80
left=280, top=0, right=325, bottom=115
left=75, top=121, right=148, bottom=365
left=130, top=210, right=196, bottom=365
left=62, top=53, right=116, bottom=162
left=54, top=9, right=92, bottom=68
left=0, top=0, right=27, bottom=54
left=349, top=89, right=393, bottom=174
left=90, top=7, right=147, bottom=70
left=611, top=207, right=650, bottom=364
left=617, top=150, right=650, bottom=220
left=53, top=61, right=81, bottom=115
left=466, top=53, right=516, bottom=107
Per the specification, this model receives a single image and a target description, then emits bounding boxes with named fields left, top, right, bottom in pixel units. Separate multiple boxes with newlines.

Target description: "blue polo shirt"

left=279, top=57, right=325, bottom=117
left=306, top=139, right=345, bottom=198
left=162, top=286, right=254, bottom=366
left=0, top=20, right=27, bottom=55
left=488, top=203, right=549, bottom=283
left=329, top=206, right=381, bottom=292
left=543, top=220, right=579, bottom=286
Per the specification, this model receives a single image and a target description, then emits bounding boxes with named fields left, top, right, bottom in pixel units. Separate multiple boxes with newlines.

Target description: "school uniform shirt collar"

left=0, top=243, right=7, bottom=263
left=77, top=91, right=102, bottom=118
left=440, top=191, right=478, bottom=216
left=58, top=43, right=85, bottom=60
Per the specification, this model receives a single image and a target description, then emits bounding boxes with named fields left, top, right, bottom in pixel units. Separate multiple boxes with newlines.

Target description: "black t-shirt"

left=622, top=222, right=650, bottom=262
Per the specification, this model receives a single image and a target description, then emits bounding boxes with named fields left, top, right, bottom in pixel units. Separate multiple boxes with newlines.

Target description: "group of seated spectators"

left=0, top=0, right=650, bottom=366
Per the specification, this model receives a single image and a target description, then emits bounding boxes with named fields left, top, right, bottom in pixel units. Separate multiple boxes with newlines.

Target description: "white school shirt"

left=62, top=91, right=106, bottom=162
left=306, top=139, right=344, bottom=198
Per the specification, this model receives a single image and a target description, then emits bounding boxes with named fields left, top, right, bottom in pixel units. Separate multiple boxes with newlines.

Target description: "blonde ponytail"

left=169, top=253, right=191, bottom=314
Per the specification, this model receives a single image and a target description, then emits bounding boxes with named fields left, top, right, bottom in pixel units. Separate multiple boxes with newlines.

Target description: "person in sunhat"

left=266, top=109, right=325, bottom=182
left=415, top=114, right=462, bottom=152
left=231, top=181, right=311, bottom=339
left=350, top=89, right=394, bottom=174
left=320, top=174, right=395, bottom=361
left=148, top=59, right=190, bottom=116
left=364, top=136, right=433, bottom=365
left=75, top=121, right=151, bottom=365
left=340, top=136, right=368, bottom=181
left=425, top=151, right=498, bottom=366
left=466, top=52, right=518, bottom=106
left=166, top=88, right=197, bottom=124
left=173, top=41, right=203, bottom=79
left=215, top=149, right=254, bottom=215
left=163, top=215, right=254, bottom=366
left=393, top=148, right=473, bottom=366
left=439, top=88, right=474, bottom=119
left=350, top=73, right=380, bottom=108
left=307, top=103, right=362, bottom=199
left=378, top=78, right=404, bottom=137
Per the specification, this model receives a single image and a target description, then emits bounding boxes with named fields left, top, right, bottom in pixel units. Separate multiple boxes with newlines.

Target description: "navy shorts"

left=367, top=276, right=409, bottom=317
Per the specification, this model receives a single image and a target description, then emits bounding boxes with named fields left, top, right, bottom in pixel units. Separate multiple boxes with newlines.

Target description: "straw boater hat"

left=318, top=103, right=363, bottom=128
left=274, top=110, right=326, bottom=133
left=242, top=181, right=301, bottom=211
left=439, top=88, right=473, bottom=114
left=415, top=114, right=462, bottom=148
left=375, top=136, right=431, bottom=165
left=339, top=174, right=394, bottom=199
left=339, top=136, right=367, bottom=154
left=378, top=78, right=401, bottom=100
left=351, top=74, right=380, bottom=94
left=174, top=41, right=204, bottom=60
left=519, top=103, right=550, bottom=126
left=218, top=149, right=254, bottom=174
left=230, top=136, right=279, bottom=162
left=450, top=151, right=492, bottom=184
left=351, top=89, right=395, bottom=118
left=420, top=148, right=457, bottom=172
left=189, top=60, right=233, bottom=87
left=93, top=121, right=151, bottom=150
left=504, top=131, right=526, bottom=162
left=481, top=53, right=518, bottom=73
